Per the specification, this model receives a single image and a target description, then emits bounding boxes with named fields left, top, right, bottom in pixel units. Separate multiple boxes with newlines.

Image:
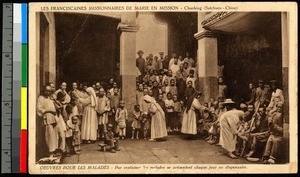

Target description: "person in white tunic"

left=219, top=99, right=245, bottom=159
left=181, top=91, right=206, bottom=136
left=143, top=95, right=168, bottom=141
left=79, top=87, right=98, bottom=143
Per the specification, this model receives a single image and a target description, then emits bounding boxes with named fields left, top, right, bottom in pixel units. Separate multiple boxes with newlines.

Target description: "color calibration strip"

left=20, top=3, right=28, bottom=173
left=13, top=3, right=28, bottom=173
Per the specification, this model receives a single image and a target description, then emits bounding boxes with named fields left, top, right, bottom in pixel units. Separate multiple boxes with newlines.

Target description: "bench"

left=98, top=143, right=110, bottom=152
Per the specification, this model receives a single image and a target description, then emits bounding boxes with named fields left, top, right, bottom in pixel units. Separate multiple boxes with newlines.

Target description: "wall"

left=155, top=12, right=198, bottom=59
left=136, top=13, right=168, bottom=57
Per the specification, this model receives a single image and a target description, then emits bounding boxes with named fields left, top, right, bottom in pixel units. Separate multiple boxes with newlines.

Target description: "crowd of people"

left=36, top=50, right=286, bottom=164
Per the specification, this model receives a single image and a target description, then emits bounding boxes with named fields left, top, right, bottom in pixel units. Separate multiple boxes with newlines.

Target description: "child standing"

left=141, top=113, right=150, bottom=139
left=132, top=105, right=142, bottom=139
left=164, top=92, right=175, bottom=132
left=167, top=79, right=178, bottom=96
left=162, top=80, right=169, bottom=101
left=173, top=94, right=182, bottom=131
left=66, top=115, right=81, bottom=156
left=115, top=101, right=128, bottom=139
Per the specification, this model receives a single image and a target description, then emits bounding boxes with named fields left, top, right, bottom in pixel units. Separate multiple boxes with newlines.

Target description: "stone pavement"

left=63, top=135, right=254, bottom=164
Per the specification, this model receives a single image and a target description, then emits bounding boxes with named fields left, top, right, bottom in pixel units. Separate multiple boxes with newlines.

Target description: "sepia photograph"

left=28, top=2, right=297, bottom=174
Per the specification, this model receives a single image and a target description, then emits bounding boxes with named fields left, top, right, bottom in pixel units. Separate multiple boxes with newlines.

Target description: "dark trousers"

left=66, top=137, right=74, bottom=154
left=165, top=112, right=174, bottom=130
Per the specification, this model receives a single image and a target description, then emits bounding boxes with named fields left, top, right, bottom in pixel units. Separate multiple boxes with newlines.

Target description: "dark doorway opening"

left=55, top=13, right=120, bottom=89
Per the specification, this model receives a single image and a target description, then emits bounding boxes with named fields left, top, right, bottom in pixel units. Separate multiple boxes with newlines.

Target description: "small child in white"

left=115, top=101, right=128, bottom=139
left=65, top=115, right=81, bottom=156
left=132, top=105, right=142, bottom=139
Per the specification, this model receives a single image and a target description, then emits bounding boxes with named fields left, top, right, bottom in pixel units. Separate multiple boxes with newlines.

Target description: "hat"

left=258, top=79, right=263, bottom=83
left=159, top=52, right=164, bottom=55
left=120, top=100, right=125, bottom=104
left=240, top=103, right=247, bottom=109
left=137, top=50, right=144, bottom=54
left=107, top=124, right=113, bottom=128
left=270, top=80, right=277, bottom=83
left=223, top=98, right=235, bottom=104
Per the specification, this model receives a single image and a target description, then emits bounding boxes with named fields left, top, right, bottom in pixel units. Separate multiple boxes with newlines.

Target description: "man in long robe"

left=37, top=85, right=58, bottom=158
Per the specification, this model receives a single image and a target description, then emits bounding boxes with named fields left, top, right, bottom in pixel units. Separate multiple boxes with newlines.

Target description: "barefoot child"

left=173, top=94, right=182, bottom=131
left=115, top=101, right=128, bottom=139
left=132, top=105, right=142, bottom=139
left=66, top=115, right=81, bottom=156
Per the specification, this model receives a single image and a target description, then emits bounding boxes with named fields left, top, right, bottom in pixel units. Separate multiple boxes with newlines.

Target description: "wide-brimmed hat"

left=137, top=50, right=144, bottom=54
left=159, top=52, right=164, bottom=55
left=223, top=98, right=235, bottom=104
left=258, top=79, right=263, bottom=83
left=270, top=80, right=277, bottom=83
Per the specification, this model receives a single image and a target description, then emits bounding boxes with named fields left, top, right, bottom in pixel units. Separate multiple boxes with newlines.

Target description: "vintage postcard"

left=28, top=2, right=298, bottom=174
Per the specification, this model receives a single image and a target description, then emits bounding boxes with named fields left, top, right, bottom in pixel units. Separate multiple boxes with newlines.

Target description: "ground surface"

left=63, top=135, right=254, bottom=164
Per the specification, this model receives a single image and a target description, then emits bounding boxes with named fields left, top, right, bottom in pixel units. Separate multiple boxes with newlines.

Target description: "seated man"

left=263, top=103, right=284, bottom=164
left=103, top=124, right=121, bottom=153
left=245, top=107, right=269, bottom=161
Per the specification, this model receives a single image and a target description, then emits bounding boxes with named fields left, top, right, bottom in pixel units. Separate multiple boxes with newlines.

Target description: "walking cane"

left=240, top=102, right=261, bottom=157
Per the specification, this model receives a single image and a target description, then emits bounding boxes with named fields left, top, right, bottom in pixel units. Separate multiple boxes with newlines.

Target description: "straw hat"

left=223, top=98, right=235, bottom=104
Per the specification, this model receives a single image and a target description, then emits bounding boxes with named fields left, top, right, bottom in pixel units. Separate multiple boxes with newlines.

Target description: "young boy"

left=173, top=94, right=182, bottom=131
left=115, top=101, right=128, bottom=139
left=186, top=70, right=197, bottom=89
left=104, top=124, right=121, bottom=153
left=132, top=105, right=142, bottom=139
left=162, top=80, right=169, bottom=101
left=164, top=92, right=175, bottom=132
left=167, top=79, right=178, bottom=96
left=66, top=115, right=81, bottom=156
left=136, top=84, right=144, bottom=105
left=106, top=91, right=115, bottom=125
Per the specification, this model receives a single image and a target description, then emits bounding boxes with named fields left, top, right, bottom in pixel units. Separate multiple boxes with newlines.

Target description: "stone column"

left=118, top=12, right=138, bottom=121
left=194, top=12, right=218, bottom=102
left=281, top=12, right=289, bottom=163
left=44, top=12, right=56, bottom=86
